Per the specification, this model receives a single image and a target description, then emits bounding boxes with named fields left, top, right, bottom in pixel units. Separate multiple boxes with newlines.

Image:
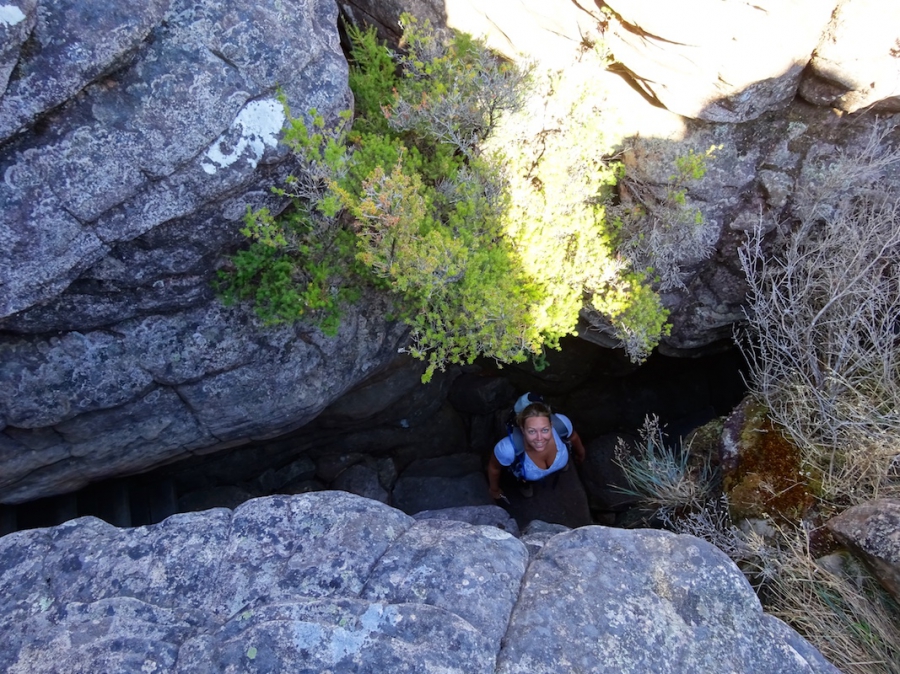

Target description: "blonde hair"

left=516, top=402, right=552, bottom=428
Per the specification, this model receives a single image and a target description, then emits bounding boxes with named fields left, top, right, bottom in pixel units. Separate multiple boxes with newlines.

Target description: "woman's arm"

left=569, top=430, right=586, bottom=464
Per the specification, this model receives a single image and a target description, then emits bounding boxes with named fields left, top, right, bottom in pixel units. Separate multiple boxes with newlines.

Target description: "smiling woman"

left=487, top=395, right=586, bottom=500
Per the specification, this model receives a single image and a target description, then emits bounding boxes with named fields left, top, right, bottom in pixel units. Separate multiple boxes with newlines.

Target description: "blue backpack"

left=505, top=393, right=571, bottom=480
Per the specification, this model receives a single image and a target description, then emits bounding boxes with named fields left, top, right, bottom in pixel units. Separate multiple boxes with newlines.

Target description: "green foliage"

left=611, top=144, right=721, bottom=293
left=615, top=415, right=716, bottom=512
left=219, top=15, right=675, bottom=378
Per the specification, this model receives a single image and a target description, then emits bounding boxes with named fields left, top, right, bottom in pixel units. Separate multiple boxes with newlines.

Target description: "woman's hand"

left=489, top=486, right=504, bottom=500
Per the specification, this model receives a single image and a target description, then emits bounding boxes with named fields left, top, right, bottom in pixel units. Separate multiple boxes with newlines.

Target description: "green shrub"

left=615, top=414, right=717, bottom=514
left=219, top=15, right=673, bottom=378
left=611, top=145, right=720, bottom=292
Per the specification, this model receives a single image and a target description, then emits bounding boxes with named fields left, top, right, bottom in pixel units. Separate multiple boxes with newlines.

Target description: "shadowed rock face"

left=0, top=0, right=407, bottom=503
left=0, top=492, right=840, bottom=673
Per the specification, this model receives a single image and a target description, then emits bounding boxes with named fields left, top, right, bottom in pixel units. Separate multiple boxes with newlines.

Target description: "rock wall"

left=0, top=0, right=407, bottom=503
left=340, top=0, right=900, bottom=353
left=3, top=0, right=899, bottom=503
left=0, top=492, right=841, bottom=673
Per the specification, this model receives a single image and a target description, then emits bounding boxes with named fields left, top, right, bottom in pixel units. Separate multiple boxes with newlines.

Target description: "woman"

left=487, top=399, right=586, bottom=499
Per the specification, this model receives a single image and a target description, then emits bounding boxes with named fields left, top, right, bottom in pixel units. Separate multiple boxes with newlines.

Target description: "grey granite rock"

left=0, top=492, right=841, bottom=673
left=1, top=299, right=406, bottom=502
left=392, top=454, right=494, bottom=514
left=801, top=0, right=900, bottom=113
left=361, top=518, right=528, bottom=649
left=332, top=463, right=390, bottom=504
left=414, top=504, right=520, bottom=537
left=0, top=0, right=37, bottom=97
left=0, top=0, right=413, bottom=504
left=826, top=498, right=900, bottom=604
left=495, top=526, right=840, bottom=673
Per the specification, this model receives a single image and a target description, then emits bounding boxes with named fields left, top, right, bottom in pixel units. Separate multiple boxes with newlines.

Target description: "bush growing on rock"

left=219, top=15, right=672, bottom=380
left=641, top=125, right=900, bottom=674
left=739, top=125, right=900, bottom=504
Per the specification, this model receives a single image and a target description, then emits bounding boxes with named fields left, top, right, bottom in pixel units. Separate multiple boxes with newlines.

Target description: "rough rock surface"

left=336, top=0, right=900, bottom=352
left=800, top=0, right=900, bottom=113
left=826, top=498, right=900, bottom=603
left=601, top=0, right=836, bottom=122
left=623, top=107, right=900, bottom=352
left=0, top=492, right=839, bottom=673
left=0, top=0, right=407, bottom=503
left=413, top=504, right=520, bottom=537
left=496, top=526, right=840, bottom=673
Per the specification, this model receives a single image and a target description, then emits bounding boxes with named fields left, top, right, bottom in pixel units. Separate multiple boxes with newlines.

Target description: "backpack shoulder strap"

left=550, top=413, right=569, bottom=441
left=507, top=425, right=525, bottom=456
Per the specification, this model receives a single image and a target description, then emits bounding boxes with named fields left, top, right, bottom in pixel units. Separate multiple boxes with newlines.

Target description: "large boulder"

left=621, top=105, right=900, bottom=352
left=0, top=0, right=407, bottom=503
left=495, top=526, right=840, bottom=673
left=826, top=498, right=900, bottom=603
left=0, top=492, right=839, bottom=673
left=600, top=0, right=837, bottom=122
left=800, top=0, right=900, bottom=113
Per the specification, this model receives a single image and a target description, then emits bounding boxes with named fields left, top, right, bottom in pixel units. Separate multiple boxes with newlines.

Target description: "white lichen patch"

left=0, top=4, right=25, bottom=26
left=201, top=98, right=285, bottom=175
left=479, top=526, right=514, bottom=541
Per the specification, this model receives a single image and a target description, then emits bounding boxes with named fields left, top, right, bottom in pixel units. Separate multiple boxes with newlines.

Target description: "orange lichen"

left=724, top=412, right=815, bottom=523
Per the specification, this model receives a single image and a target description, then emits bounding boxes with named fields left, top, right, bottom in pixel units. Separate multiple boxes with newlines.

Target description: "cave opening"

left=1, top=336, right=748, bottom=536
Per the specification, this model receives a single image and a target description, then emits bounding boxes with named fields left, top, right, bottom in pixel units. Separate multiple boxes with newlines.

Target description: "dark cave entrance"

left=1, top=337, right=748, bottom=535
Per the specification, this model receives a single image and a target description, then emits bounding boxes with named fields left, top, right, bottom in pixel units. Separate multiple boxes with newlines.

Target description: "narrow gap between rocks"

left=1, top=336, right=748, bottom=536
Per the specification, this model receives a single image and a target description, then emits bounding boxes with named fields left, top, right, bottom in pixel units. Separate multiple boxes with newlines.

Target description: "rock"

left=331, top=463, right=390, bottom=504
left=447, top=372, right=517, bottom=415
left=392, top=453, right=493, bottom=514
left=0, top=0, right=349, bottom=321
left=361, top=518, right=528, bottom=649
left=519, top=519, right=570, bottom=556
left=177, top=485, right=254, bottom=513
left=414, top=504, right=520, bottom=537
left=580, top=433, right=642, bottom=513
left=315, top=453, right=366, bottom=483
left=0, top=492, right=837, bottom=674
left=251, top=455, right=317, bottom=495
left=630, top=107, right=900, bottom=352
left=314, top=355, right=458, bottom=430
left=0, top=492, right=839, bottom=673
left=601, top=0, right=837, bottom=122
left=800, top=0, right=900, bottom=113
left=0, top=492, right=517, bottom=674
left=0, top=301, right=406, bottom=503
left=720, top=398, right=814, bottom=522
left=0, top=0, right=409, bottom=503
left=495, top=526, right=841, bottom=673
left=280, top=479, right=325, bottom=496
left=314, top=356, right=427, bottom=428
left=0, top=0, right=37, bottom=97
left=826, top=498, right=900, bottom=603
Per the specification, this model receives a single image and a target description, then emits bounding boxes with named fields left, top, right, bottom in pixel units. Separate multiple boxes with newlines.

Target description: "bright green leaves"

left=219, top=15, right=674, bottom=379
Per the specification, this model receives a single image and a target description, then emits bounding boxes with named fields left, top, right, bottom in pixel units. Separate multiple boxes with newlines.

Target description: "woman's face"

left=522, top=415, right=553, bottom=452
